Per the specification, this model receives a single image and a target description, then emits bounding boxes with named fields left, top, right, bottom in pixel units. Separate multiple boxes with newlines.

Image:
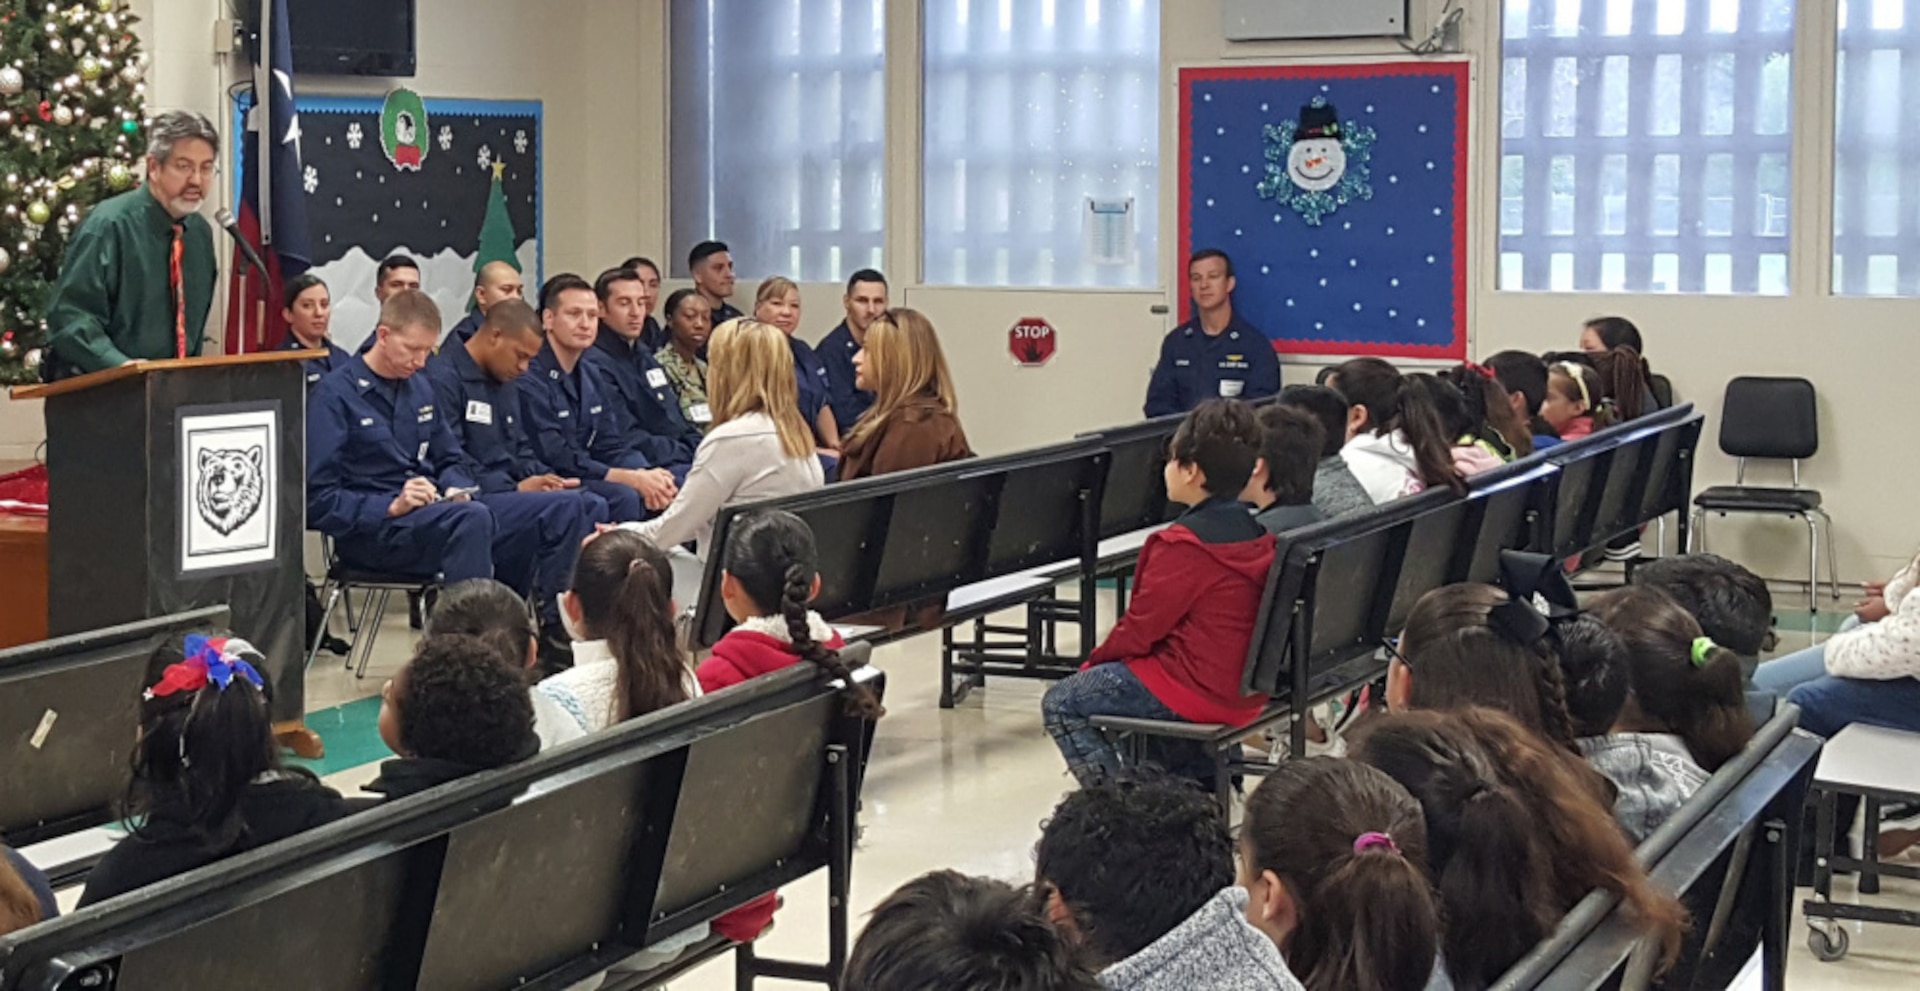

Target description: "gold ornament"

left=52, top=105, right=74, bottom=126
left=0, top=246, right=10, bottom=276
left=97, top=0, right=116, bottom=10
left=0, top=67, right=23, bottom=97
left=26, top=201, right=51, bottom=225
left=80, top=56, right=102, bottom=81
left=106, top=162, right=132, bottom=188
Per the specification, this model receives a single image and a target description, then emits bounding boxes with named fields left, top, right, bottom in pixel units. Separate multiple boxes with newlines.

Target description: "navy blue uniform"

left=586, top=325, right=701, bottom=476
left=818, top=321, right=873, bottom=429
left=443, top=310, right=484, bottom=348
left=422, top=344, right=642, bottom=523
left=789, top=334, right=832, bottom=435
left=307, top=355, right=595, bottom=614
left=710, top=299, right=746, bottom=327
left=1142, top=313, right=1282, bottom=418
left=639, top=315, right=668, bottom=352
left=520, top=341, right=659, bottom=486
left=278, top=334, right=350, bottom=391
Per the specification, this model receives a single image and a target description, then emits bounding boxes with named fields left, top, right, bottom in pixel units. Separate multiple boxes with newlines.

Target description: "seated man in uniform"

left=444, top=260, right=526, bottom=347
left=520, top=274, right=679, bottom=514
left=423, top=299, right=642, bottom=523
left=308, top=291, right=596, bottom=651
left=277, top=273, right=349, bottom=390
left=689, top=240, right=745, bottom=327
left=354, top=254, right=426, bottom=354
left=819, top=268, right=887, bottom=431
left=1143, top=249, right=1280, bottom=418
left=588, top=266, right=701, bottom=481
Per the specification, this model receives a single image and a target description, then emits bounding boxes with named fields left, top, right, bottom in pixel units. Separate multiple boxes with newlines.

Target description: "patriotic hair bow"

left=144, top=634, right=266, bottom=701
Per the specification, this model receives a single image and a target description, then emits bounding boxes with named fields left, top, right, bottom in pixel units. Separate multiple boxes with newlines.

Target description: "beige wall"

left=12, top=0, right=1914, bottom=584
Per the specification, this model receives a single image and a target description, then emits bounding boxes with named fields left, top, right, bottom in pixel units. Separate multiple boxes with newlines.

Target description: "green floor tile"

left=1772, top=609, right=1856, bottom=636
left=288, top=696, right=393, bottom=778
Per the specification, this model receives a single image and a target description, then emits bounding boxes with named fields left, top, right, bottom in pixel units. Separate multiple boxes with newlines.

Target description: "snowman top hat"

left=1298, top=103, right=1342, bottom=141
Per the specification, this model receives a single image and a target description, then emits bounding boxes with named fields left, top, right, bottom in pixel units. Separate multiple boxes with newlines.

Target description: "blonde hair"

left=754, top=276, right=801, bottom=308
left=845, top=308, right=961, bottom=448
left=707, top=318, right=814, bottom=459
left=379, top=289, right=442, bottom=336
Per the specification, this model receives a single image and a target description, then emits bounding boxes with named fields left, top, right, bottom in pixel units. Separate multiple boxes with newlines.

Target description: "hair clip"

left=1464, top=361, right=1496, bottom=381
left=145, top=635, right=266, bottom=702
left=1691, top=636, right=1718, bottom=668
left=1353, top=831, right=1400, bottom=856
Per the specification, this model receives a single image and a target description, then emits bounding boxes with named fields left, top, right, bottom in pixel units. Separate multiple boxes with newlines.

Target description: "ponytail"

left=1448, top=364, right=1531, bottom=458
left=1241, top=759, right=1440, bottom=991
left=1353, top=709, right=1687, bottom=990
left=1599, top=345, right=1649, bottom=422
left=726, top=509, right=885, bottom=720
left=1394, top=375, right=1466, bottom=494
left=568, top=531, right=688, bottom=724
left=605, top=542, right=688, bottom=723
left=1588, top=587, right=1756, bottom=772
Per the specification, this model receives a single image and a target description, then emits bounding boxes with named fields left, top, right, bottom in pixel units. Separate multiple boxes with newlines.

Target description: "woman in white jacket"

left=612, top=318, right=825, bottom=558
left=1325, top=359, right=1464, bottom=504
left=1763, top=548, right=1920, bottom=857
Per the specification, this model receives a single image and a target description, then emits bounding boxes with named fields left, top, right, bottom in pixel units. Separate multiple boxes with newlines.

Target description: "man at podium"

left=41, top=111, right=220, bottom=382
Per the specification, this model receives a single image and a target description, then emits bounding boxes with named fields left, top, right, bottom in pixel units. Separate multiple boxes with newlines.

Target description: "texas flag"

left=224, top=0, right=312, bottom=354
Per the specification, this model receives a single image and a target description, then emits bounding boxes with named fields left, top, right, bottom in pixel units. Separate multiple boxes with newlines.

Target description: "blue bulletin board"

left=1180, top=61, right=1471, bottom=360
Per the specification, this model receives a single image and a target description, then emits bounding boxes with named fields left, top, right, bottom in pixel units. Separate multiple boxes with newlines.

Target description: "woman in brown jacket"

left=838, top=308, right=973, bottom=480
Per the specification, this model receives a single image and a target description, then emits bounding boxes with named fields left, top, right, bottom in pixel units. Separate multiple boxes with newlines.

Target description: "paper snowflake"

left=478, top=145, right=493, bottom=169
left=438, top=125, right=453, bottom=152
left=302, top=165, right=318, bottom=194
left=514, top=130, right=528, bottom=155
left=1255, top=97, right=1377, bottom=227
left=346, top=123, right=364, bottom=150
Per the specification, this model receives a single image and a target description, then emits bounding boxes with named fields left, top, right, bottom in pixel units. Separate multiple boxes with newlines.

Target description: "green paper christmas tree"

left=469, top=159, right=519, bottom=313
left=0, top=0, right=150, bottom=384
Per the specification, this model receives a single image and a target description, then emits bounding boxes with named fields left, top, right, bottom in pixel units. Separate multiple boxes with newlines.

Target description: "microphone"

left=214, top=208, right=271, bottom=276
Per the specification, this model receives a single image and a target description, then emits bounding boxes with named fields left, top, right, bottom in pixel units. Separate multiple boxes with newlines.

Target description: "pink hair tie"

left=1353, top=831, right=1400, bottom=856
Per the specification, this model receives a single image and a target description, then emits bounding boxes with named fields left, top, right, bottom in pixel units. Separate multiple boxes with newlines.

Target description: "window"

left=922, top=0, right=1160, bottom=288
left=1499, top=0, right=1795, bottom=295
left=669, top=1, right=886, bottom=281
left=1834, top=0, right=1920, bottom=295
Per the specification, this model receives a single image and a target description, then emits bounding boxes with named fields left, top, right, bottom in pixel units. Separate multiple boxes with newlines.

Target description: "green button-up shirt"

left=44, top=186, right=216, bottom=379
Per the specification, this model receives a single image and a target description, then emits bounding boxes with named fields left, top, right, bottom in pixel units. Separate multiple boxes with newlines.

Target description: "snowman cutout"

left=1287, top=104, right=1348, bottom=194
left=1257, top=95, right=1377, bottom=227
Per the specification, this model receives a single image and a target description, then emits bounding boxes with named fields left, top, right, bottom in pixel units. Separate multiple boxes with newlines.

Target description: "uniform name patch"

left=465, top=401, right=493, bottom=425
left=646, top=369, right=668, bottom=389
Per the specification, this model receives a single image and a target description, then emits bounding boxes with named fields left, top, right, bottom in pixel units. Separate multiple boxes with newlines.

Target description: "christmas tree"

left=469, top=159, right=519, bottom=313
left=0, top=0, right=149, bottom=385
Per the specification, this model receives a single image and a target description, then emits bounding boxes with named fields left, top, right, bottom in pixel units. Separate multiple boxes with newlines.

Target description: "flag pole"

left=257, top=0, right=272, bottom=246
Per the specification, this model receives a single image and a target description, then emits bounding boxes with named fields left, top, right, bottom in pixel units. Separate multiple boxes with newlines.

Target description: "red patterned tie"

left=170, top=222, right=186, bottom=359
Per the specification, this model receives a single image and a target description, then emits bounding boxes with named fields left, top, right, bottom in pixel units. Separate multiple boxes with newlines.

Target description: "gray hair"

left=146, top=110, right=220, bottom=161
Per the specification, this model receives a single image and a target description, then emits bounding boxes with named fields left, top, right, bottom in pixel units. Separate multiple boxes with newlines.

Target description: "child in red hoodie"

left=1043, top=400, right=1277, bottom=787
left=697, top=508, right=884, bottom=942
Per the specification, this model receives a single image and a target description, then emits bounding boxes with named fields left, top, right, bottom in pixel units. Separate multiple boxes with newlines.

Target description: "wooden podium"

left=13, top=352, right=324, bottom=755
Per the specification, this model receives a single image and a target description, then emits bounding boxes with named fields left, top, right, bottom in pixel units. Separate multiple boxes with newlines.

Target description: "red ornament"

left=37, top=101, right=52, bottom=122
left=1009, top=317, right=1057, bottom=367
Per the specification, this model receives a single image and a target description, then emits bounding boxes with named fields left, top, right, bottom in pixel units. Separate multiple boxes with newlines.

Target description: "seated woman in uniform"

left=755, top=276, right=843, bottom=453
left=609, top=318, right=826, bottom=558
left=838, top=307, right=973, bottom=480
left=81, top=635, right=350, bottom=906
left=656, top=288, right=713, bottom=433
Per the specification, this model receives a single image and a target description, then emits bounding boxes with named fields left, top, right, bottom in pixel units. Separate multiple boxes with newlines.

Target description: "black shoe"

left=408, top=591, right=424, bottom=630
left=319, top=634, right=352, bottom=657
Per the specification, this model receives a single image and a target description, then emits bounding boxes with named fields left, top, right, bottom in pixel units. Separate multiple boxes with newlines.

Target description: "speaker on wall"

left=1223, top=0, right=1409, bottom=42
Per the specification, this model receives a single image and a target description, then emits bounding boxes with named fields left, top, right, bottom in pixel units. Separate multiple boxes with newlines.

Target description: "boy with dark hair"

left=1242, top=405, right=1327, bottom=534
left=368, top=634, right=539, bottom=800
left=1041, top=401, right=1276, bottom=786
left=1633, top=553, right=1774, bottom=671
left=1035, top=774, right=1303, bottom=991
left=1276, top=384, right=1373, bottom=519
left=845, top=871, right=1100, bottom=991
left=1484, top=350, right=1559, bottom=451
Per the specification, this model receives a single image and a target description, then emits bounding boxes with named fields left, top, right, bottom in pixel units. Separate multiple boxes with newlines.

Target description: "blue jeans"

left=1754, top=617, right=1863, bottom=697
left=1787, top=674, right=1920, bottom=740
left=1042, top=664, right=1210, bottom=786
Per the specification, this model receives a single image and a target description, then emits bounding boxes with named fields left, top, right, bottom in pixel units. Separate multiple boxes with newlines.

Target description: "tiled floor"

left=284, top=596, right=1920, bottom=989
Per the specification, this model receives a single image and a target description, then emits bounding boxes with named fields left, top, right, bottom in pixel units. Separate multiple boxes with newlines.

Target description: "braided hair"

left=725, top=510, right=885, bottom=718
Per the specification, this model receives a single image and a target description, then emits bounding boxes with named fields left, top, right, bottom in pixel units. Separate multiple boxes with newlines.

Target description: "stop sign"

left=1010, top=317, right=1056, bottom=367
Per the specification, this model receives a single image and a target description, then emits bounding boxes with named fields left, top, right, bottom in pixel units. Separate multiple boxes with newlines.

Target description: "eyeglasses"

left=162, top=159, right=220, bottom=180
left=1382, top=636, right=1411, bottom=668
